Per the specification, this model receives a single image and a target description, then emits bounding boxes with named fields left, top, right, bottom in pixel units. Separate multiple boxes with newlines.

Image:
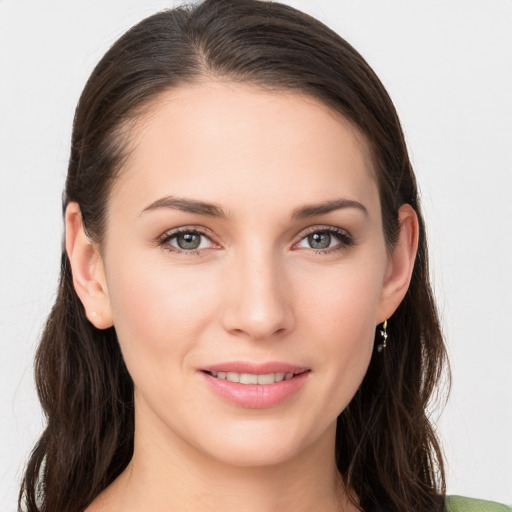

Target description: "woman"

left=17, top=1, right=510, bottom=511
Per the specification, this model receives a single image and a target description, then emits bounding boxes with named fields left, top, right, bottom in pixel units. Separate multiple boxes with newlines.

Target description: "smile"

left=204, top=369, right=306, bottom=385
left=199, top=363, right=311, bottom=408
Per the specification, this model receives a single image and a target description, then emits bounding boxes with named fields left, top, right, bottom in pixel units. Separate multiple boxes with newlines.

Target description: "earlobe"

left=65, top=202, right=113, bottom=329
left=377, top=204, right=419, bottom=323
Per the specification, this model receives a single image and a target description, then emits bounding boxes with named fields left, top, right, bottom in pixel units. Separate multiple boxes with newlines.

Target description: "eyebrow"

left=140, top=196, right=227, bottom=218
left=291, top=199, right=368, bottom=219
left=140, top=195, right=367, bottom=220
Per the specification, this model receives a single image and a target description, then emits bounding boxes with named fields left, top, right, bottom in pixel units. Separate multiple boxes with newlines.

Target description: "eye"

left=295, top=228, right=353, bottom=253
left=160, top=229, right=216, bottom=253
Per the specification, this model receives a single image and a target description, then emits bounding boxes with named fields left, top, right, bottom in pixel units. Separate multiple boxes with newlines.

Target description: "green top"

left=446, top=495, right=512, bottom=512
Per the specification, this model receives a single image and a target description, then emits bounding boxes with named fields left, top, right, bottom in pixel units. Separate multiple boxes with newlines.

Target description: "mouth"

left=201, top=368, right=309, bottom=385
left=199, top=364, right=311, bottom=408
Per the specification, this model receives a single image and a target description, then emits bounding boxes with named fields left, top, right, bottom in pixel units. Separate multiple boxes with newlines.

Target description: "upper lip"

left=200, top=361, right=309, bottom=375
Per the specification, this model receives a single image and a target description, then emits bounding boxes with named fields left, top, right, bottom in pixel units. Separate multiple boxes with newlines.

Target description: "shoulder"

left=446, top=495, right=512, bottom=512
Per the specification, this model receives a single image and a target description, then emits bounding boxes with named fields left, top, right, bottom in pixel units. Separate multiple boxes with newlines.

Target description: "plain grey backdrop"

left=1, top=0, right=511, bottom=510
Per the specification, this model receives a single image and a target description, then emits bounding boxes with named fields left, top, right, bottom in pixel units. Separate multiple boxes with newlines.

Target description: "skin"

left=66, top=82, right=419, bottom=512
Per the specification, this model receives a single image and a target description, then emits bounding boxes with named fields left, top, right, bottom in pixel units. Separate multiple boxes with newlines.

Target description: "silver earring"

left=377, top=320, right=388, bottom=352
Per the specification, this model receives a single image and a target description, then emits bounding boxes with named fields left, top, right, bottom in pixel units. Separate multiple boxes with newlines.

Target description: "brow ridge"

left=140, top=196, right=227, bottom=218
left=291, top=199, right=368, bottom=219
left=140, top=196, right=366, bottom=220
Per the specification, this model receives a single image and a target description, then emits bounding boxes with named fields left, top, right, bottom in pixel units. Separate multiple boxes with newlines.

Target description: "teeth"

left=211, top=371, right=301, bottom=384
left=257, top=373, right=275, bottom=385
left=239, top=373, right=258, bottom=384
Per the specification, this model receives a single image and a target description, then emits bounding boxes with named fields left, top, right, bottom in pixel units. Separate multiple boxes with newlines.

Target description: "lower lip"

left=199, top=371, right=310, bottom=409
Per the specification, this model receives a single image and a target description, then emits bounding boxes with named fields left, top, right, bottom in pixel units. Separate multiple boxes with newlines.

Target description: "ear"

left=376, top=204, right=419, bottom=323
left=65, top=202, right=113, bottom=329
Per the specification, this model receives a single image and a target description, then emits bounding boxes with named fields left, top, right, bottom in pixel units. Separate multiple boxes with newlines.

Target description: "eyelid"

left=156, top=224, right=353, bottom=255
left=158, top=226, right=220, bottom=253
left=292, top=225, right=354, bottom=253
left=298, top=225, right=351, bottom=237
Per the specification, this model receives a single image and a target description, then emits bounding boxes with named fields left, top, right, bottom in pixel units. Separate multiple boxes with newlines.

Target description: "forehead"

left=110, top=81, right=378, bottom=218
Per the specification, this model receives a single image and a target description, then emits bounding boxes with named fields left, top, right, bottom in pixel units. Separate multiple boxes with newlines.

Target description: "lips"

left=200, top=361, right=309, bottom=375
left=199, top=362, right=311, bottom=408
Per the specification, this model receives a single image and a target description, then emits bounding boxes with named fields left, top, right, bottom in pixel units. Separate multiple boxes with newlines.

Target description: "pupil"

left=177, top=233, right=200, bottom=250
left=308, top=232, right=331, bottom=249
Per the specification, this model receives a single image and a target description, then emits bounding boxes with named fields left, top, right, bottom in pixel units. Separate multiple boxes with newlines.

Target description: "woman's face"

left=96, top=82, right=403, bottom=467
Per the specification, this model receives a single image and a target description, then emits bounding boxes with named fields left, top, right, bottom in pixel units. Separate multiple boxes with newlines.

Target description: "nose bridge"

left=221, top=242, right=293, bottom=340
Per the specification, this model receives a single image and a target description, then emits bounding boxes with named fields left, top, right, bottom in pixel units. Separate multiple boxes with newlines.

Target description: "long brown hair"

left=19, top=1, right=448, bottom=511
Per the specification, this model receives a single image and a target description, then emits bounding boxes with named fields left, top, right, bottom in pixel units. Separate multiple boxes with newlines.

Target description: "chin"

left=192, top=415, right=331, bottom=469
left=205, top=439, right=302, bottom=468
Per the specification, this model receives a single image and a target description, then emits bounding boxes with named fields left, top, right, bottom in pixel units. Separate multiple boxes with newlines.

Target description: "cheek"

left=298, top=258, right=383, bottom=346
left=295, top=260, right=383, bottom=405
left=313, top=292, right=376, bottom=379
left=104, top=250, right=221, bottom=376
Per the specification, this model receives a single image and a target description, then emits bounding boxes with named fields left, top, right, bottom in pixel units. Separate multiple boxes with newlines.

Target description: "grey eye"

left=166, top=231, right=212, bottom=251
left=176, top=232, right=202, bottom=250
left=296, top=228, right=352, bottom=252
left=307, top=232, right=332, bottom=249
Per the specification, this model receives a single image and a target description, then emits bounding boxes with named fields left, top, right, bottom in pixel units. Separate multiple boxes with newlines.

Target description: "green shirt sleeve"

left=446, top=495, right=512, bottom=512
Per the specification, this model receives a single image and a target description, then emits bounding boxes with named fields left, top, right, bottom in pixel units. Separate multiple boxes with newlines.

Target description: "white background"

left=1, top=0, right=511, bottom=510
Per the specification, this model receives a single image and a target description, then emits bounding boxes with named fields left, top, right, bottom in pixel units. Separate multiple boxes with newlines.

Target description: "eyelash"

left=296, top=226, right=354, bottom=255
left=158, top=226, right=354, bottom=256
left=159, top=227, right=214, bottom=256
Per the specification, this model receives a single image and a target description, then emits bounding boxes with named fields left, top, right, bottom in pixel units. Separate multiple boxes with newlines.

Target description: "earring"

left=377, top=320, right=388, bottom=352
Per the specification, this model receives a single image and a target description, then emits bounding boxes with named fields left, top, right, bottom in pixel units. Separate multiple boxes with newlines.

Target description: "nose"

left=220, top=248, right=295, bottom=341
